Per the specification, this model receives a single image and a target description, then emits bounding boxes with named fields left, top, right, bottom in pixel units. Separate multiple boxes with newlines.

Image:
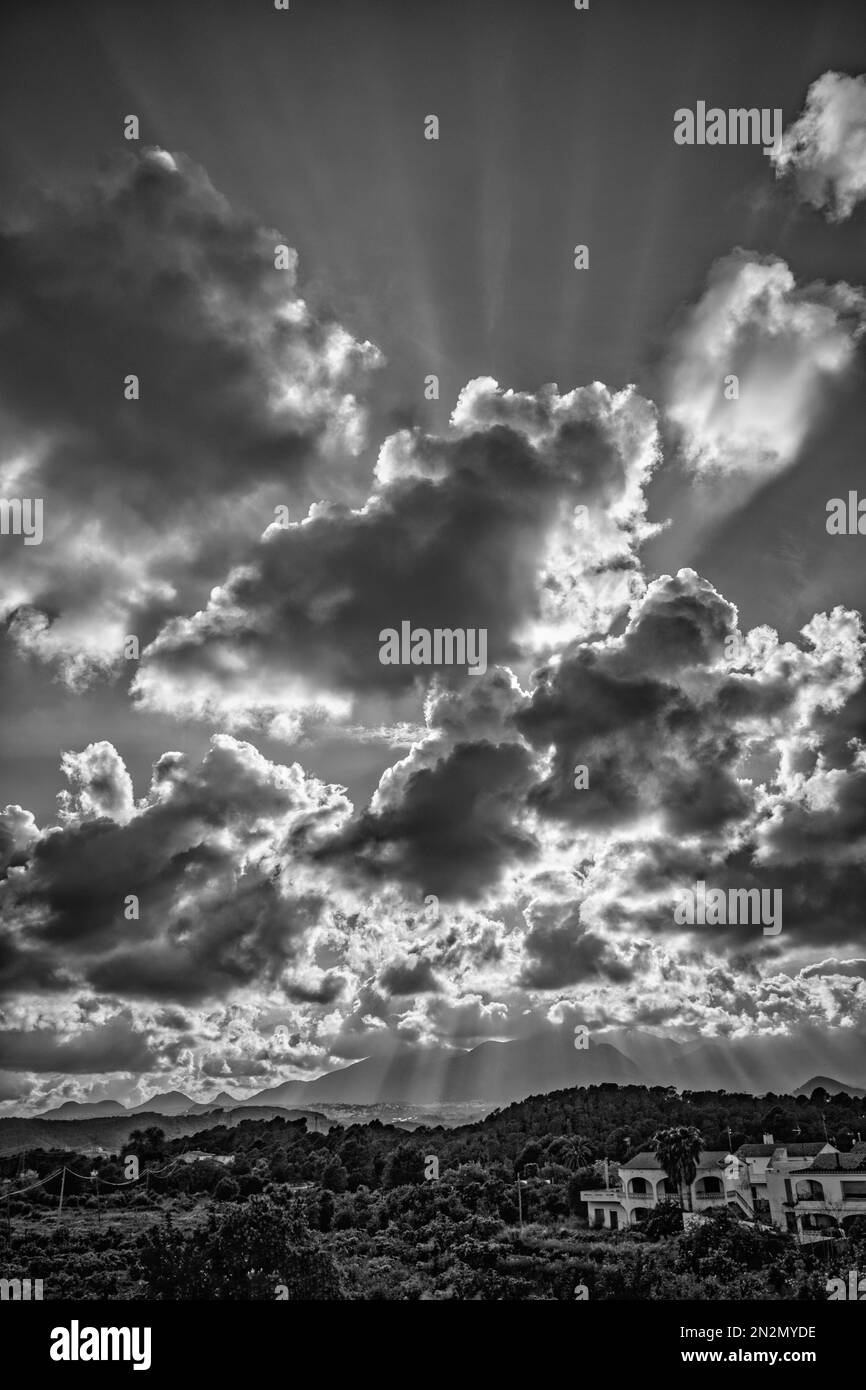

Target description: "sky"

left=1, top=0, right=866, bottom=1112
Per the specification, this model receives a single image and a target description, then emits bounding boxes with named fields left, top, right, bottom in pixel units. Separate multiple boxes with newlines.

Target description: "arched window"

left=795, top=1179, right=824, bottom=1201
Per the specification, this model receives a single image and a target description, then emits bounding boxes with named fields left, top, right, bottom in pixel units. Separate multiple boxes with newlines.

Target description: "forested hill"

left=0, top=1105, right=325, bottom=1157
left=464, top=1082, right=866, bottom=1158
left=138, top=1083, right=866, bottom=1173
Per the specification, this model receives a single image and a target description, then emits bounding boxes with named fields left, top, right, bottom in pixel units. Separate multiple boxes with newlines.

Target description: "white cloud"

left=772, top=72, right=866, bottom=221
left=665, top=249, right=865, bottom=485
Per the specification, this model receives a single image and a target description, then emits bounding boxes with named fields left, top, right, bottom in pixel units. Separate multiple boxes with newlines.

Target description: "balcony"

left=580, top=1188, right=623, bottom=1201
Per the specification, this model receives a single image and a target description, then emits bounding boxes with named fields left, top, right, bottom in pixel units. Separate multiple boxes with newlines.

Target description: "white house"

left=580, top=1136, right=845, bottom=1239
left=581, top=1150, right=744, bottom=1229
left=766, top=1141, right=866, bottom=1243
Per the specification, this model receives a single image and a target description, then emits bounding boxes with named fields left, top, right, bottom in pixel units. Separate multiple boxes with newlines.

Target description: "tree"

left=565, top=1136, right=593, bottom=1170
left=642, top=1198, right=684, bottom=1238
left=382, top=1143, right=424, bottom=1189
left=322, top=1160, right=348, bottom=1193
left=127, top=1127, right=166, bottom=1163
left=651, top=1126, right=703, bottom=1213
left=138, top=1195, right=343, bottom=1299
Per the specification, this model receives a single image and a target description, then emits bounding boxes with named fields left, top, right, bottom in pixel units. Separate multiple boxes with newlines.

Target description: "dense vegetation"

left=1, top=1083, right=861, bottom=1300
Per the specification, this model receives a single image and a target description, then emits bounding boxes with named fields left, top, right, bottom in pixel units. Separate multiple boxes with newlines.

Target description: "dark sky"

left=1, top=0, right=866, bottom=1110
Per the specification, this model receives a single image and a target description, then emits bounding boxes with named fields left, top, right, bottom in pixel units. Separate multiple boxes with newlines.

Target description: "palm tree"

left=565, top=1136, right=593, bottom=1171
left=651, top=1126, right=703, bottom=1213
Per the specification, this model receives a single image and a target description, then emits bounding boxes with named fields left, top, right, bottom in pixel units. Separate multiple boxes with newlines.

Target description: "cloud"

left=318, top=738, right=539, bottom=900
left=379, top=956, right=441, bottom=995
left=0, top=736, right=351, bottom=1003
left=131, top=378, right=659, bottom=736
left=519, top=570, right=765, bottom=835
left=0, top=1014, right=158, bottom=1074
left=57, top=742, right=135, bottom=825
left=0, top=148, right=382, bottom=685
left=520, top=898, right=634, bottom=989
left=801, top=958, right=866, bottom=981
left=664, top=249, right=865, bottom=487
left=0, top=805, right=40, bottom=875
left=771, top=72, right=866, bottom=221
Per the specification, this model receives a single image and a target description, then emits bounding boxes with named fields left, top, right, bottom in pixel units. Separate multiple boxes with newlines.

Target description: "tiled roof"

left=737, top=1145, right=776, bottom=1157
left=783, top=1142, right=829, bottom=1157
left=621, top=1150, right=729, bottom=1171
left=793, top=1152, right=866, bottom=1173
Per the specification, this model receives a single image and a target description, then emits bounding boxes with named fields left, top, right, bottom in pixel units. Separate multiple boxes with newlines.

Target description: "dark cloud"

left=317, top=740, right=538, bottom=900
left=133, top=378, right=658, bottom=732
left=379, top=956, right=440, bottom=995
left=0, top=148, right=380, bottom=682
left=0, top=1014, right=157, bottom=1073
left=284, top=972, right=346, bottom=1005
left=518, top=571, right=752, bottom=834
left=0, top=736, right=347, bottom=1003
left=520, top=904, right=635, bottom=989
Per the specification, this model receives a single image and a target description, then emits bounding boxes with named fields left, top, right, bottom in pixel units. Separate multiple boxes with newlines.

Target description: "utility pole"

left=58, top=1166, right=66, bottom=1220
left=91, top=1170, right=101, bottom=1225
left=517, top=1177, right=524, bottom=1231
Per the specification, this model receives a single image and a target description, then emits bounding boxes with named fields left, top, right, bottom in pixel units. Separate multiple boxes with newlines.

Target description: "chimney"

left=762, top=1133, right=773, bottom=1145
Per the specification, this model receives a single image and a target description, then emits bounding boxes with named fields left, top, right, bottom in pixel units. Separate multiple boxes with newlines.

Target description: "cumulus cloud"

left=0, top=148, right=382, bottom=684
left=131, top=378, right=659, bottom=737
left=665, top=249, right=865, bottom=488
left=6, top=143, right=866, bottom=1102
left=0, top=805, right=40, bottom=875
left=0, top=735, right=351, bottom=1004
left=5, top=559, right=866, bottom=1099
left=772, top=72, right=866, bottom=221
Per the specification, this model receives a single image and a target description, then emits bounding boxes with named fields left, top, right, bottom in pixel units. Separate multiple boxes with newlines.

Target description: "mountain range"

left=24, top=1025, right=866, bottom=1117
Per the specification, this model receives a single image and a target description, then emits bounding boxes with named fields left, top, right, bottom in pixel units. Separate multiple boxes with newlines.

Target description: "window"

left=795, top=1179, right=824, bottom=1201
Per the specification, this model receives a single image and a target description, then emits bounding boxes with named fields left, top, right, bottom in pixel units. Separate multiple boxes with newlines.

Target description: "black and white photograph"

left=1, top=0, right=866, bottom=1353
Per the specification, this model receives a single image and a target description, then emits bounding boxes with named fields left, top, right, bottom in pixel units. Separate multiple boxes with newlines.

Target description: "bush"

left=138, top=1194, right=344, bottom=1300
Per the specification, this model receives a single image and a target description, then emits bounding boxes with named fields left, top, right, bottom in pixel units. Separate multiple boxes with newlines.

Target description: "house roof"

left=782, top=1142, right=829, bottom=1157
left=793, top=1152, right=866, bottom=1173
left=621, top=1150, right=728, bottom=1171
left=736, top=1144, right=776, bottom=1157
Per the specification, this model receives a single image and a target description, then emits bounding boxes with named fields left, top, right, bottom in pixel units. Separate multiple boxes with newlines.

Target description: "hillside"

left=0, top=1105, right=327, bottom=1157
left=794, top=1075, right=866, bottom=1099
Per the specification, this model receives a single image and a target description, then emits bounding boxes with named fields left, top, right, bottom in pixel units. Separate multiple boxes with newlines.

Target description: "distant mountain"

left=608, top=1029, right=866, bottom=1097
left=130, top=1091, right=196, bottom=1115
left=597, top=1029, right=691, bottom=1080
left=246, top=1029, right=644, bottom=1106
left=794, top=1076, right=866, bottom=1099
left=0, top=1105, right=326, bottom=1157
left=36, top=1099, right=127, bottom=1120
left=16, top=1027, right=866, bottom=1120
left=186, top=1091, right=239, bottom=1115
